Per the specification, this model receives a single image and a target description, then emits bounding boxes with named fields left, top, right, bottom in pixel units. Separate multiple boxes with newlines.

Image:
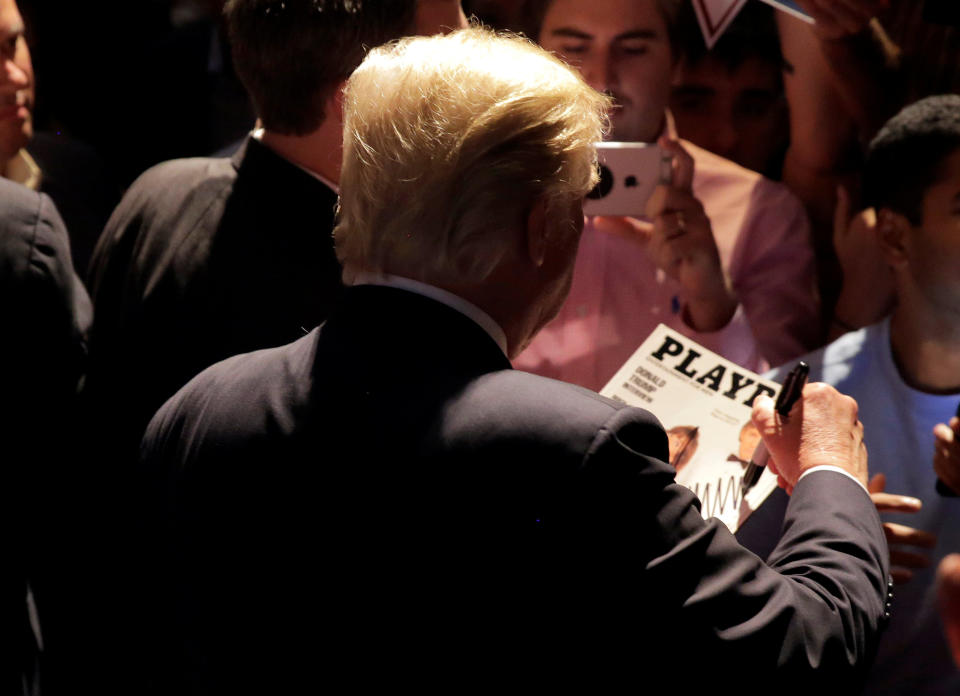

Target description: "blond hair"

left=334, top=26, right=610, bottom=284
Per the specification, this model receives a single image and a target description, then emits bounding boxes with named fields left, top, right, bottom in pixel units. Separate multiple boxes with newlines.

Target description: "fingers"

left=871, top=491, right=922, bottom=513
left=751, top=394, right=777, bottom=433
left=890, top=550, right=932, bottom=574
left=884, top=522, right=937, bottom=549
left=753, top=396, right=795, bottom=495
left=643, top=187, right=719, bottom=290
left=891, top=567, right=915, bottom=585
left=868, top=472, right=886, bottom=494
left=593, top=215, right=653, bottom=245
left=657, top=137, right=694, bottom=192
left=933, top=419, right=960, bottom=495
left=752, top=382, right=867, bottom=489
left=645, top=184, right=704, bottom=226
left=888, top=519, right=936, bottom=585
left=935, top=421, right=958, bottom=445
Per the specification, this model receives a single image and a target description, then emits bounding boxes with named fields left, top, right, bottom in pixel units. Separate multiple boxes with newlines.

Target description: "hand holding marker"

left=741, top=362, right=809, bottom=492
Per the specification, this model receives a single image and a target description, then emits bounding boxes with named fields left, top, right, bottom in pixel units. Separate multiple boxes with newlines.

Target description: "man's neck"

left=889, top=303, right=960, bottom=394
left=259, top=121, right=342, bottom=185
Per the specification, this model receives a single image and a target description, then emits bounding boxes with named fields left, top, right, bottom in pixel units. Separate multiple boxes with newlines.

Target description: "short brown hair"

left=225, top=0, right=418, bottom=135
left=523, top=0, right=682, bottom=48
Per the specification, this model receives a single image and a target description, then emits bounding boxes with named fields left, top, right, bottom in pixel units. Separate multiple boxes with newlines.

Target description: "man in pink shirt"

left=514, top=0, right=818, bottom=390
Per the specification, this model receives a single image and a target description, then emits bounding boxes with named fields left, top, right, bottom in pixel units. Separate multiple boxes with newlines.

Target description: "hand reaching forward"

left=869, top=473, right=935, bottom=585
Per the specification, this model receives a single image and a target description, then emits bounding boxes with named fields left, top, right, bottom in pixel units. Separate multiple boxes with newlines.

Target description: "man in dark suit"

left=141, top=26, right=891, bottom=694
left=83, top=0, right=468, bottom=473
left=0, top=178, right=90, bottom=695
left=0, top=0, right=118, bottom=278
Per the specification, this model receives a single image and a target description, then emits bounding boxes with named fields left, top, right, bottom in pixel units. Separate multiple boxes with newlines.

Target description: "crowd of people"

left=5, top=0, right=960, bottom=693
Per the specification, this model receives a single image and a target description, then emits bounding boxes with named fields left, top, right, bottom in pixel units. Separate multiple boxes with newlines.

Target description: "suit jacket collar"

left=317, top=285, right=512, bottom=384
left=230, top=135, right=337, bottom=204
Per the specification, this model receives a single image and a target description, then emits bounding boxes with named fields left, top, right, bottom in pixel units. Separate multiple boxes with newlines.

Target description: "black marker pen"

left=741, top=361, right=809, bottom=492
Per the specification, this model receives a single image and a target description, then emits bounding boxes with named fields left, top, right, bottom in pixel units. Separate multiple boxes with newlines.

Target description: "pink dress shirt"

left=514, top=140, right=818, bottom=391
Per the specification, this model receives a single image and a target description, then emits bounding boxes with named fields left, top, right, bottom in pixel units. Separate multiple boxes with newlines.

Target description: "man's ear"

left=525, top=196, right=549, bottom=268
left=876, top=207, right=912, bottom=269
left=329, top=81, right=348, bottom=125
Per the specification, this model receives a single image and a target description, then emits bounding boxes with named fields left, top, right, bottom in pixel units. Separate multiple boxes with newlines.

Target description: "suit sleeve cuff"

left=797, top=465, right=870, bottom=497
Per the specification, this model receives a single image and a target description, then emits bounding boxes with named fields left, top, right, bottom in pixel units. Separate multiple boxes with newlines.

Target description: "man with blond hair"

left=142, top=26, right=889, bottom=692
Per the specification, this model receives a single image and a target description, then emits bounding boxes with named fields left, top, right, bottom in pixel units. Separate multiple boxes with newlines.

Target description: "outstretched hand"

left=869, top=473, right=935, bottom=585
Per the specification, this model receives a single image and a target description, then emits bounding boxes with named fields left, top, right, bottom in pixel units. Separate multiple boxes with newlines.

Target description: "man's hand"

left=794, top=0, right=888, bottom=41
left=592, top=138, right=736, bottom=332
left=869, top=473, right=934, bottom=585
left=751, top=382, right=867, bottom=493
left=934, top=417, right=960, bottom=495
left=831, top=185, right=894, bottom=338
left=644, top=137, right=737, bottom=331
left=594, top=137, right=737, bottom=331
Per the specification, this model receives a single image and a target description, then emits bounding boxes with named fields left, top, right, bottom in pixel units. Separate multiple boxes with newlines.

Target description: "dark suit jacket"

left=75, top=137, right=341, bottom=693
left=29, top=131, right=121, bottom=279
left=0, top=179, right=91, bottom=696
left=140, top=285, right=890, bottom=694
left=84, top=135, right=342, bottom=465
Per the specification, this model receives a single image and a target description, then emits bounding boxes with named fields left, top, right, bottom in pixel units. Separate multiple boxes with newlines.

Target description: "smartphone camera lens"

left=587, top=164, right=614, bottom=200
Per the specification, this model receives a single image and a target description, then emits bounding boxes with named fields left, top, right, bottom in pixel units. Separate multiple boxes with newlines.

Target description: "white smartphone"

left=583, top=142, right=674, bottom=218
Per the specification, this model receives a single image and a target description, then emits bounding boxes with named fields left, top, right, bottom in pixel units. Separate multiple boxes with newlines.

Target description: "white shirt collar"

left=251, top=127, right=340, bottom=194
left=351, top=271, right=509, bottom=357
left=3, top=148, right=42, bottom=190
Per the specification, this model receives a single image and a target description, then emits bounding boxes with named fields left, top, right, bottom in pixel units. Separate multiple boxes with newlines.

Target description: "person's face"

left=415, top=0, right=468, bottom=36
left=0, top=0, right=33, bottom=162
left=539, top=0, right=673, bottom=143
left=671, top=55, right=787, bottom=176
left=903, top=148, right=960, bottom=315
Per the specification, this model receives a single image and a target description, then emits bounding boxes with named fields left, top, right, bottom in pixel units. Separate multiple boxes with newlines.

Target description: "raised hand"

left=869, top=473, right=935, bottom=585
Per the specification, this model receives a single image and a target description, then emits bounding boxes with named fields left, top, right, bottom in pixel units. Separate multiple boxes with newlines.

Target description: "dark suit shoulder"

left=124, top=155, right=236, bottom=206
left=440, top=368, right=668, bottom=465
left=90, top=156, right=235, bottom=285
left=108, top=155, right=236, bottom=238
left=0, top=178, right=90, bottom=335
left=0, top=178, right=68, bottom=281
left=143, top=329, right=319, bottom=464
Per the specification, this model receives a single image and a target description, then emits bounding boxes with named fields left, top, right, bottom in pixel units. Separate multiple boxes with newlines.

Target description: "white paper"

left=600, top=324, right=782, bottom=533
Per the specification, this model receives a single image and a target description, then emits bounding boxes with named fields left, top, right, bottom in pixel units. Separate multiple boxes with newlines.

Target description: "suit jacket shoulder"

left=0, top=178, right=90, bottom=392
left=139, top=287, right=888, bottom=693
left=84, top=138, right=343, bottom=466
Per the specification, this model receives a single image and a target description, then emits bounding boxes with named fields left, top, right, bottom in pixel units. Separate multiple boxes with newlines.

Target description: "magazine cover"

left=600, top=324, right=784, bottom=533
